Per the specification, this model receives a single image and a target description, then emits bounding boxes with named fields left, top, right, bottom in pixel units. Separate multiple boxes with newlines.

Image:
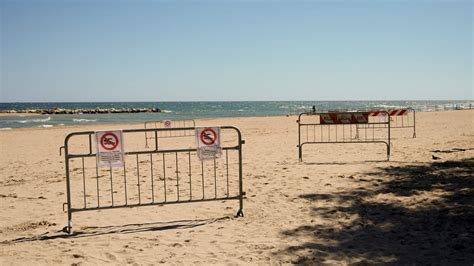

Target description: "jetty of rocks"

left=1, top=107, right=162, bottom=115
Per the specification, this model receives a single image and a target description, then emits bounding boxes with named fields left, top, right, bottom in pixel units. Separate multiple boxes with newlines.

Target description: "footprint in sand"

left=105, top=252, right=117, bottom=261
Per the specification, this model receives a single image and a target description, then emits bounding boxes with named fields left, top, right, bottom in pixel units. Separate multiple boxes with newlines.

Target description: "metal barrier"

left=144, top=119, right=196, bottom=148
left=61, top=126, right=244, bottom=234
left=357, top=108, right=416, bottom=138
left=297, top=111, right=391, bottom=162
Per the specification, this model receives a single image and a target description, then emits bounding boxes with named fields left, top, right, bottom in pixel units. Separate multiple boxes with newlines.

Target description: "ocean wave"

left=161, top=110, right=172, bottom=113
left=73, top=118, right=98, bottom=122
left=16, top=116, right=52, bottom=124
left=38, top=124, right=54, bottom=128
left=374, top=104, right=402, bottom=109
left=0, top=127, right=12, bottom=131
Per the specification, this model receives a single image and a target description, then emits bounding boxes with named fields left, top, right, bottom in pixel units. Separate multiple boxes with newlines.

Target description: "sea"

left=0, top=101, right=472, bottom=129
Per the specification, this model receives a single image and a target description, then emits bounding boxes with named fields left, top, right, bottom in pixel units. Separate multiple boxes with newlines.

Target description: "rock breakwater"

left=1, top=107, right=162, bottom=115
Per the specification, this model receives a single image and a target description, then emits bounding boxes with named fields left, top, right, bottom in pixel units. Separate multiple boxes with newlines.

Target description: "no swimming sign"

left=195, top=127, right=222, bottom=160
left=95, top=130, right=124, bottom=167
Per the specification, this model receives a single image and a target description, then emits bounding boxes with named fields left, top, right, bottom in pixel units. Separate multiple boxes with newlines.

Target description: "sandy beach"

left=0, top=110, right=473, bottom=264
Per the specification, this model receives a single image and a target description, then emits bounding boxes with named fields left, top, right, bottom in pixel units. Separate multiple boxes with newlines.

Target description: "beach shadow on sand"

left=279, top=157, right=474, bottom=264
left=2, top=217, right=230, bottom=244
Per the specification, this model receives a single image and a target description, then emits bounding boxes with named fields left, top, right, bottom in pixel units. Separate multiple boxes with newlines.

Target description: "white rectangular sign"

left=196, top=127, right=222, bottom=160
left=95, top=130, right=124, bottom=168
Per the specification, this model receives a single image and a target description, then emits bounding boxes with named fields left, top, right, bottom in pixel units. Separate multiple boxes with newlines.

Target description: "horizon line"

left=1, top=99, right=473, bottom=104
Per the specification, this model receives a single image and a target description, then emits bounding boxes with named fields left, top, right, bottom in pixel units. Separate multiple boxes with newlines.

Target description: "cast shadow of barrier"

left=278, top=157, right=474, bottom=264
left=2, top=216, right=231, bottom=244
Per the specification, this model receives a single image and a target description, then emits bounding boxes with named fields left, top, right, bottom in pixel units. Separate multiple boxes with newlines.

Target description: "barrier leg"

left=298, top=145, right=302, bottom=162
left=413, top=109, right=416, bottom=138
left=67, top=213, right=72, bottom=234
left=387, top=143, right=390, bottom=161
left=236, top=138, right=244, bottom=218
left=64, top=147, right=73, bottom=234
left=62, top=212, right=72, bottom=234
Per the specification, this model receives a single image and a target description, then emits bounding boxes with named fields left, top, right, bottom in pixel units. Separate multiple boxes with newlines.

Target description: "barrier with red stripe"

left=368, top=109, right=408, bottom=117
left=363, top=108, right=416, bottom=138
left=297, top=111, right=391, bottom=162
left=319, top=113, right=369, bottom=124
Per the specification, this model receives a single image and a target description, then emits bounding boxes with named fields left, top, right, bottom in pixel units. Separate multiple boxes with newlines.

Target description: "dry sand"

left=0, top=110, right=473, bottom=265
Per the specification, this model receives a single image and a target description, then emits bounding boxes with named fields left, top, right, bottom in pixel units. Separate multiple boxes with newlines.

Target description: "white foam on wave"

left=161, top=110, right=173, bottom=113
left=38, top=124, right=54, bottom=128
left=0, top=127, right=12, bottom=131
left=73, top=118, right=98, bottom=122
left=16, top=116, right=52, bottom=123
left=374, top=104, right=402, bottom=109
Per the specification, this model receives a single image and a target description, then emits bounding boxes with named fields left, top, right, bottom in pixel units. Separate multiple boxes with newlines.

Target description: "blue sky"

left=1, top=0, right=472, bottom=102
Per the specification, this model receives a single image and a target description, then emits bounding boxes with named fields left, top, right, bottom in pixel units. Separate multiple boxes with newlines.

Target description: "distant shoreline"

left=0, top=113, right=43, bottom=117
left=0, top=109, right=472, bottom=132
left=1, top=101, right=472, bottom=130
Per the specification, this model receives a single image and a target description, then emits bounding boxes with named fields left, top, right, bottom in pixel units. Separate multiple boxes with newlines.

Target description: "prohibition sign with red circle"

left=200, top=128, right=217, bottom=145
left=100, top=132, right=119, bottom=151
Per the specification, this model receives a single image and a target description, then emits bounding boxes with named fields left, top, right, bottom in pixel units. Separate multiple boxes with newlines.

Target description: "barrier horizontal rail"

left=297, top=111, right=391, bottom=162
left=61, top=126, right=244, bottom=234
left=144, top=119, right=196, bottom=148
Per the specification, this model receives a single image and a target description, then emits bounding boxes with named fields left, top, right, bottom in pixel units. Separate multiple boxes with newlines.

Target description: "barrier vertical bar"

left=313, top=125, right=316, bottom=142
left=82, top=158, right=86, bottom=208
left=123, top=161, right=128, bottom=205
left=144, top=123, right=149, bottom=148
left=413, top=108, right=416, bottom=138
left=387, top=113, right=391, bottom=160
left=109, top=166, right=114, bottom=206
left=297, top=116, right=302, bottom=162
left=64, top=136, right=72, bottom=234
left=188, top=152, right=192, bottom=200
left=214, top=159, right=217, bottom=198
left=343, top=124, right=345, bottom=141
left=89, top=134, right=92, bottom=155
left=201, top=160, right=205, bottom=199
left=320, top=123, right=323, bottom=142
left=236, top=129, right=244, bottom=217
left=96, top=159, right=100, bottom=207
left=136, top=154, right=140, bottom=204
left=226, top=150, right=229, bottom=197
left=150, top=154, right=154, bottom=203
left=163, top=153, right=167, bottom=202
left=176, top=152, right=179, bottom=201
